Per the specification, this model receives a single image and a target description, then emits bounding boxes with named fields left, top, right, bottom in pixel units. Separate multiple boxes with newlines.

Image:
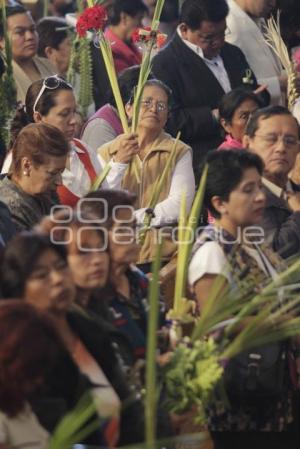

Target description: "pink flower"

left=293, top=47, right=300, bottom=72
left=76, top=5, right=107, bottom=38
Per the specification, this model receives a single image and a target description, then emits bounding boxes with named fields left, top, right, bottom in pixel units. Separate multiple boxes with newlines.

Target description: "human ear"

left=220, top=118, right=232, bottom=134
left=179, top=23, right=189, bottom=40
left=21, top=157, right=32, bottom=177
left=211, top=196, right=228, bottom=216
left=125, top=102, right=133, bottom=120
left=242, top=134, right=251, bottom=149
left=33, top=111, right=43, bottom=123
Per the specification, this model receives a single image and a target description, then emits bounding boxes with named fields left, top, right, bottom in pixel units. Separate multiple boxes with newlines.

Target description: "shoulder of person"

left=33, top=56, right=56, bottom=74
left=221, top=41, right=246, bottom=58
left=97, top=138, right=119, bottom=159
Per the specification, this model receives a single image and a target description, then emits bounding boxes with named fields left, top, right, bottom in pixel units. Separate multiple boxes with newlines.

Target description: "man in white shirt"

left=243, top=105, right=300, bottom=257
left=152, top=0, right=259, bottom=181
left=226, top=0, right=287, bottom=105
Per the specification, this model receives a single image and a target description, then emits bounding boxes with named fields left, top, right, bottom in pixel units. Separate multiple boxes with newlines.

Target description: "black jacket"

left=261, top=186, right=300, bottom=259
left=152, top=33, right=258, bottom=179
left=31, top=309, right=144, bottom=445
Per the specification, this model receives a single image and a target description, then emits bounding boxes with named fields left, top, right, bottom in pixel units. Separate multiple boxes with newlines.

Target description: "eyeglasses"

left=33, top=75, right=72, bottom=114
left=254, top=133, right=300, bottom=148
left=140, top=98, right=168, bottom=112
left=197, top=27, right=230, bottom=45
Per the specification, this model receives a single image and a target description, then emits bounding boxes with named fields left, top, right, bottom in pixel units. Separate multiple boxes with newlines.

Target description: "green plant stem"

left=174, top=164, right=208, bottom=312
left=138, top=132, right=181, bottom=244
left=91, top=163, right=111, bottom=191
left=145, top=241, right=163, bottom=447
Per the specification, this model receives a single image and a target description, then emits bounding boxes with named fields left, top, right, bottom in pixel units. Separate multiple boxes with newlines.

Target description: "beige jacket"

left=99, top=131, right=192, bottom=263
left=13, top=56, right=55, bottom=103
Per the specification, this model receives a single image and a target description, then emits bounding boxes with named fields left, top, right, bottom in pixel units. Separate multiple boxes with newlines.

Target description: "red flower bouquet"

left=76, top=4, right=107, bottom=38
left=132, top=26, right=167, bottom=49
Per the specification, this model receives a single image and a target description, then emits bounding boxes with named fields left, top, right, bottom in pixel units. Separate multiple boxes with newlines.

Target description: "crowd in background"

left=0, top=0, right=300, bottom=448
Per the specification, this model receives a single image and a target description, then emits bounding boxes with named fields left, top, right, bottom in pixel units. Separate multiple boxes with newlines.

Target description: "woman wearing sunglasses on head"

left=4, top=75, right=124, bottom=207
left=98, top=79, right=195, bottom=272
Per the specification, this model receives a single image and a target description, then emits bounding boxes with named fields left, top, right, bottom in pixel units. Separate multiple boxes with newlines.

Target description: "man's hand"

left=113, top=133, right=139, bottom=164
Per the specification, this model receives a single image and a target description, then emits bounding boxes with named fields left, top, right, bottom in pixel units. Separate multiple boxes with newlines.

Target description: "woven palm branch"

left=264, top=11, right=298, bottom=111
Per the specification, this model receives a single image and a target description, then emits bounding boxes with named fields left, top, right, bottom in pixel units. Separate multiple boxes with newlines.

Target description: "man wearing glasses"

left=152, top=0, right=259, bottom=181
left=0, top=2, right=55, bottom=103
left=244, top=105, right=300, bottom=258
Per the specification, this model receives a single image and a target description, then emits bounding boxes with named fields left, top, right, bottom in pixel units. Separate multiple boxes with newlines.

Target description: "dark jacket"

left=0, top=200, right=16, bottom=244
left=31, top=309, right=144, bottom=446
left=261, top=185, right=300, bottom=258
left=151, top=33, right=258, bottom=179
left=0, top=176, right=56, bottom=232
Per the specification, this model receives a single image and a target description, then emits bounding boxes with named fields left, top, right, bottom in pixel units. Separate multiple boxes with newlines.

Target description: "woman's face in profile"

left=108, top=206, right=140, bottom=267
left=40, top=90, right=77, bottom=141
left=67, top=228, right=110, bottom=291
left=24, top=248, right=75, bottom=314
left=222, top=98, right=259, bottom=142
left=27, top=154, right=67, bottom=194
left=219, top=167, right=266, bottom=227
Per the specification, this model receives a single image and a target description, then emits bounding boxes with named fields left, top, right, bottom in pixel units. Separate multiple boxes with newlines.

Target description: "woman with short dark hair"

left=0, top=122, right=69, bottom=231
left=188, top=150, right=297, bottom=449
left=37, top=16, right=71, bottom=76
left=218, top=87, right=262, bottom=150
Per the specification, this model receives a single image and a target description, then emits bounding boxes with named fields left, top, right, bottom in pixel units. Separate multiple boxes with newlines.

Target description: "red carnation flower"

left=76, top=5, right=107, bottom=38
left=131, top=26, right=167, bottom=48
left=156, top=33, right=167, bottom=48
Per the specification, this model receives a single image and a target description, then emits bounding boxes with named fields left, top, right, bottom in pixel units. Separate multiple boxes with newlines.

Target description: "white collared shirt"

left=177, top=27, right=232, bottom=94
left=262, top=177, right=293, bottom=200
left=1, top=140, right=124, bottom=198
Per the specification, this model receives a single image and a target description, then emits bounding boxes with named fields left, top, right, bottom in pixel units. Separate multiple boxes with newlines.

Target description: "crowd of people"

left=0, top=0, right=300, bottom=448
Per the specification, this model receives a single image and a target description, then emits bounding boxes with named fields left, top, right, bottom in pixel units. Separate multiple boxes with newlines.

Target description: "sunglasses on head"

left=33, top=75, right=72, bottom=114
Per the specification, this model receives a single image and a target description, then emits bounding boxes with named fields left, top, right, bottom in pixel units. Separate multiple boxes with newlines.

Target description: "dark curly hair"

left=0, top=300, right=69, bottom=416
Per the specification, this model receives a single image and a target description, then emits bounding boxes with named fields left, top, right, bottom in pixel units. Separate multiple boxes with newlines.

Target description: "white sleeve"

left=188, top=241, right=231, bottom=287
left=1, top=152, right=12, bottom=174
left=81, top=118, right=118, bottom=152
left=134, top=150, right=195, bottom=225
left=97, top=154, right=128, bottom=190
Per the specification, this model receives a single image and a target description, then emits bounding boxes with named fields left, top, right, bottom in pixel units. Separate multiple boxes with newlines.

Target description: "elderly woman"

left=98, top=79, right=195, bottom=271
left=0, top=123, right=69, bottom=231
left=4, top=76, right=124, bottom=207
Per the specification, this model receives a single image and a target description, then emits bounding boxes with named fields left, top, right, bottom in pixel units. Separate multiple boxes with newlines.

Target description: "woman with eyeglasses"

left=0, top=122, right=69, bottom=232
left=5, top=75, right=124, bottom=207
left=98, top=79, right=195, bottom=272
left=218, top=87, right=263, bottom=150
